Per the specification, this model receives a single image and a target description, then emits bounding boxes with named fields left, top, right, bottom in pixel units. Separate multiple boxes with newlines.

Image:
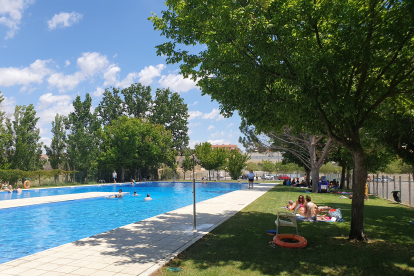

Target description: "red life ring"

left=24, top=180, right=30, bottom=189
left=273, top=234, right=307, bottom=248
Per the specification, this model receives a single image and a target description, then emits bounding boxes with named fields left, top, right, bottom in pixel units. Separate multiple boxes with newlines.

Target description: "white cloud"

left=188, top=111, right=203, bottom=121
left=207, top=139, right=232, bottom=145
left=48, top=52, right=109, bottom=92
left=210, top=131, right=226, bottom=138
left=103, top=65, right=121, bottom=86
left=77, top=52, right=109, bottom=76
left=202, top=108, right=219, bottom=119
left=0, top=0, right=34, bottom=39
left=188, top=130, right=193, bottom=135
left=158, top=73, right=198, bottom=93
left=65, top=60, right=70, bottom=67
left=1, top=96, right=16, bottom=118
left=227, top=123, right=234, bottom=128
left=188, top=122, right=201, bottom=127
left=39, top=137, right=52, bottom=148
left=0, top=59, right=52, bottom=87
left=113, top=53, right=117, bottom=58
left=192, top=101, right=198, bottom=106
left=138, top=64, right=165, bottom=86
left=37, top=93, right=72, bottom=110
left=202, top=108, right=225, bottom=121
left=48, top=12, right=83, bottom=30
left=116, top=72, right=139, bottom=89
left=207, top=125, right=215, bottom=131
left=93, top=87, right=104, bottom=97
left=189, top=140, right=202, bottom=149
left=36, top=93, right=74, bottom=128
left=47, top=71, right=84, bottom=92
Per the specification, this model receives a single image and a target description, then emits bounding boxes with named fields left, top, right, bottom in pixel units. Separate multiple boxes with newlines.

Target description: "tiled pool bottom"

left=0, top=183, right=277, bottom=276
left=0, top=182, right=247, bottom=264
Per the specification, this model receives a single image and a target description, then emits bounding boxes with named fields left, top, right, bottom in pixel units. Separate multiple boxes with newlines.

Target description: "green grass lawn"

left=154, top=185, right=414, bottom=276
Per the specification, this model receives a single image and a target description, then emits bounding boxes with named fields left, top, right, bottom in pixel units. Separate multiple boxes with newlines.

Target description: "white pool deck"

left=0, top=192, right=116, bottom=209
left=0, top=182, right=277, bottom=276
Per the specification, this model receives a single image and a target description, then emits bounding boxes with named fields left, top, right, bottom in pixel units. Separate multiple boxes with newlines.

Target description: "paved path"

left=0, top=192, right=116, bottom=209
left=0, top=183, right=277, bottom=276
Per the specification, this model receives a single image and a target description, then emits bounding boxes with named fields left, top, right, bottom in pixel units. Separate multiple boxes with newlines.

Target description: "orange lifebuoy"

left=24, top=180, right=30, bottom=189
left=273, top=234, right=307, bottom=248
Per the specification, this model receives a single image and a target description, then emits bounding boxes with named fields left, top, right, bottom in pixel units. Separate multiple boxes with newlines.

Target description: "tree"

left=245, top=162, right=260, bottom=172
left=150, top=88, right=189, bottom=150
left=226, top=149, right=250, bottom=180
left=44, top=114, right=67, bottom=170
left=0, top=92, right=11, bottom=169
left=98, top=116, right=175, bottom=182
left=181, top=153, right=193, bottom=180
left=240, top=123, right=334, bottom=192
left=260, top=160, right=274, bottom=174
left=194, top=142, right=227, bottom=180
left=96, top=87, right=125, bottom=125
left=122, top=83, right=153, bottom=119
left=5, top=104, right=44, bottom=171
left=65, top=94, right=101, bottom=182
left=151, top=0, right=414, bottom=240
left=371, top=104, right=414, bottom=177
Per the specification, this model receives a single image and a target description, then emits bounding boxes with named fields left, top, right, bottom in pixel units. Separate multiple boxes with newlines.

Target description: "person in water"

left=110, top=189, right=123, bottom=198
left=144, top=193, right=152, bottom=201
left=133, top=191, right=139, bottom=196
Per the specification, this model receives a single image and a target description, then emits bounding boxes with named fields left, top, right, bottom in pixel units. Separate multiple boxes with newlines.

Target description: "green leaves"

left=98, top=116, right=175, bottom=173
left=226, top=149, right=250, bottom=180
left=4, top=104, right=44, bottom=171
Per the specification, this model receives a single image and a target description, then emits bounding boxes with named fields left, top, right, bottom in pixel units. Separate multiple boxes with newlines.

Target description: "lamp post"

left=182, top=145, right=196, bottom=232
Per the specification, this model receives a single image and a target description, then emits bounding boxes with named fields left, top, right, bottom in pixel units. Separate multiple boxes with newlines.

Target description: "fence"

left=367, top=174, right=413, bottom=206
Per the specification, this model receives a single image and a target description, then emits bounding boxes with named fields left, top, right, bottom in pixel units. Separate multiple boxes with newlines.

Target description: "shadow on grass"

left=157, top=186, right=414, bottom=276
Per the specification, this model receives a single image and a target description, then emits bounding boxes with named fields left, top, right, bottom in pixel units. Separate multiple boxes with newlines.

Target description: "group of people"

left=282, top=178, right=307, bottom=187
left=1, top=182, right=21, bottom=193
left=286, top=194, right=332, bottom=221
left=109, top=188, right=152, bottom=201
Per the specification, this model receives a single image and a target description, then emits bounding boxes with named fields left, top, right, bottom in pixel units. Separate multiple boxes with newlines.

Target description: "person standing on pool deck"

left=112, top=170, right=117, bottom=183
left=247, top=170, right=255, bottom=189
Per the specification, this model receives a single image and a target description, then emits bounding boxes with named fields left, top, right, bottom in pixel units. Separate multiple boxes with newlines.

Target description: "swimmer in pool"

left=110, top=189, right=124, bottom=198
left=14, top=185, right=22, bottom=193
left=144, top=194, right=152, bottom=201
left=133, top=191, right=139, bottom=196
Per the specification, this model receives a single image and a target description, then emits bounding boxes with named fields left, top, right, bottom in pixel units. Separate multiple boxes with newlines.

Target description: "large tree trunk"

left=349, top=143, right=368, bottom=241
left=340, top=166, right=346, bottom=189
left=346, top=167, right=351, bottom=189
left=121, top=167, right=125, bottom=182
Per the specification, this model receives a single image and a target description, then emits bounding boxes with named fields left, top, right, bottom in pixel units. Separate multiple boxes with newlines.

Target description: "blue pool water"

left=0, top=182, right=246, bottom=264
left=0, top=183, right=139, bottom=200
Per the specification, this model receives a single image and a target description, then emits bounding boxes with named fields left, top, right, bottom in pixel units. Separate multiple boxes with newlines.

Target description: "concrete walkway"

left=0, top=183, right=277, bottom=276
left=0, top=192, right=116, bottom=210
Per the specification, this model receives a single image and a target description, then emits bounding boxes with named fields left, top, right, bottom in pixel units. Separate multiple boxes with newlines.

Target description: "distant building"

left=248, top=151, right=283, bottom=162
left=211, top=144, right=242, bottom=153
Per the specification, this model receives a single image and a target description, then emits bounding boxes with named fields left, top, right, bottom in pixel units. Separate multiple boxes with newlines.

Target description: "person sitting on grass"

left=304, top=195, right=331, bottom=221
left=286, top=200, right=295, bottom=210
left=293, top=195, right=306, bottom=215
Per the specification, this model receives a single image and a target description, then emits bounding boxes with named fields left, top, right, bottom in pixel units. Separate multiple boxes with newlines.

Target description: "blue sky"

left=0, top=0, right=243, bottom=150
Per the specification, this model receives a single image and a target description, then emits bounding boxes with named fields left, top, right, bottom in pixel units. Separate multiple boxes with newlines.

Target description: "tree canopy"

left=151, top=0, right=414, bottom=241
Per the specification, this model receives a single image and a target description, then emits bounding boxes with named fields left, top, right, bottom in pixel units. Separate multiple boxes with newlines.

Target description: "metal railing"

left=368, top=174, right=412, bottom=206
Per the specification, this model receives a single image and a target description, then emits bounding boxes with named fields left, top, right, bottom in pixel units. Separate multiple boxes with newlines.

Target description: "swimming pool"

left=0, top=183, right=133, bottom=200
left=0, top=182, right=246, bottom=264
